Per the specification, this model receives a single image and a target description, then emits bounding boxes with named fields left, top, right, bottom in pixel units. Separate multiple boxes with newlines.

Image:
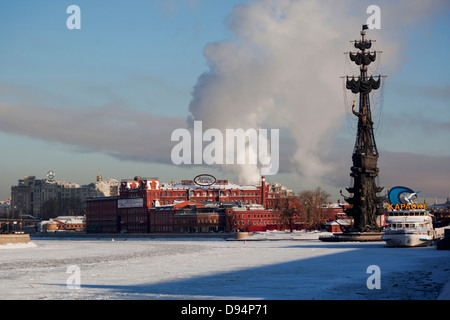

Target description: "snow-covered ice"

left=0, top=233, right=449, bottom=300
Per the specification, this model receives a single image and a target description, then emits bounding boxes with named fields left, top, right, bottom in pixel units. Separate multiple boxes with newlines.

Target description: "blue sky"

left=0, top=0, right=449, bottom=203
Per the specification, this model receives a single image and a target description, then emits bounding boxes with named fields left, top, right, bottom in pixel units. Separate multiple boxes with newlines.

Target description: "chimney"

left=261, top=176, right=266, bottom=209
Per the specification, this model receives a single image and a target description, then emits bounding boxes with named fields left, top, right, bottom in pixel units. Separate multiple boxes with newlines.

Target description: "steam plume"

left=187, top=0, right=448, bottom=187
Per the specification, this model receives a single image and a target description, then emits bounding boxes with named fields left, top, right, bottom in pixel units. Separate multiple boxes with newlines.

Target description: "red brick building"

left=86, top=176, right=350, bottom=234
left=86, top=196, right=119, bottom=233
left=227, top=203, right=351, bottom=233
left=149, top=201, right=208, bottom=233
left=227, top=207, right=283, bottom=232
left=160, top=176, right=279, bottom=208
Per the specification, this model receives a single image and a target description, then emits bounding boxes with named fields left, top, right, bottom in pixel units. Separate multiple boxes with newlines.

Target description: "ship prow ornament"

left=321, top=25, right=386, bottom=242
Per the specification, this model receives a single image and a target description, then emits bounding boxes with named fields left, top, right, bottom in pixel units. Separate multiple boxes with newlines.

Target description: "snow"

left=0, top=242, right=37, bottom=250
left=0, top=232, right=449, bottom=300
left=244, top=230, right=335, bottom=240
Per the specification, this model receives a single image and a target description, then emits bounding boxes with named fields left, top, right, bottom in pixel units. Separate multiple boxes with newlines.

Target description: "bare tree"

left=225, top=208, right=238, bottom=232
left=298, top=187, right=330, bottom=230
left=40, top=199, right=59, bottom=219
left=276, top=196, right=301, bottom=232
left=61, top=197, right=85, bottom=216
left=40, top=197, right=85, bottom=219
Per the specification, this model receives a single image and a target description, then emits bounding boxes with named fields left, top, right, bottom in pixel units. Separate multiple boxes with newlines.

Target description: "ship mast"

left=343, top=25, right=385, bottom=232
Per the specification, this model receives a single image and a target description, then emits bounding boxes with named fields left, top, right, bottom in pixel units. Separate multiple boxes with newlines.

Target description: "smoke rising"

left=188, top=0, right=352, bottom=185
left=187, top=0, right=449, bottom=188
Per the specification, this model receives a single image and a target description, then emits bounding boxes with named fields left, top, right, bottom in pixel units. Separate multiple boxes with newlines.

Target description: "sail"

left=346, top=76, right=381, bottom=94
left=354, top=40, right=372, bottom=51
left=349, top=51, right=376, bottom=66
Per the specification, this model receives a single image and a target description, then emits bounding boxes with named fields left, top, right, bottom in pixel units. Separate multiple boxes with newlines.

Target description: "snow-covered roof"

left=163, top=181, right=258, bottom=191
left=52, top=216, right=85, bottom=224
left=325, top=219, right=352, bottom=226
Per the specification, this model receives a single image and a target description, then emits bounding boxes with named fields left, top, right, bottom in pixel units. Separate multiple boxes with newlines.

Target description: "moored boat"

left=382, top=209, right=435, bottom=247
left=383, top=186, right=439, bottom=247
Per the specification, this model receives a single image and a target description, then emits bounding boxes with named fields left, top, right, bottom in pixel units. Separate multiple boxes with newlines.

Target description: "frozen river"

left=1, top=236, right=449, bottom=300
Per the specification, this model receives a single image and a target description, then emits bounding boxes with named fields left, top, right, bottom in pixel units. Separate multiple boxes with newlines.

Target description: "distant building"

left=85, top=196, right=119, bottom=233
left=85, top=175, right=331, bottom=234
left=93, top=171, right=120, bottom=197
left=0, top=200, right=11, bottom=218
left=160, top=176, right=283, bottom=209
left=38, top=216, right=86, bottom=233
left=431, top=197, right=450, bottom=210
left=10, top=173, right=119, bottom=217
left=431, top=197, right=450, bottom=228
left=227, top=205, right=283, bottom=232
left=150, top=201, right=227, bottom=233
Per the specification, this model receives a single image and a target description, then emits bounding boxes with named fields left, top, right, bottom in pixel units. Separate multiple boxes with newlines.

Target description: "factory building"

left=86, top=176, right=293, bottom=234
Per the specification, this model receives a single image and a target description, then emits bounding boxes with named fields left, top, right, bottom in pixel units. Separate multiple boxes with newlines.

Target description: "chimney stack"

left=261, top=176, right=266, bottom=209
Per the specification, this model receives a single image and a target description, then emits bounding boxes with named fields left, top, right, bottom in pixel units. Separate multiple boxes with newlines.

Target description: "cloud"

left=393, top=83, right=450, bottom=103
left=376, top=110, right=450, bottom=158
left=187, top=0, right=449, bottom=187
left=322, top=137, right=450, bottom=202
left=378, top=151, right=450, bottom=201
left=188, top=0, right=351, bottom=185
left=0, top=100, right=184, bottom=165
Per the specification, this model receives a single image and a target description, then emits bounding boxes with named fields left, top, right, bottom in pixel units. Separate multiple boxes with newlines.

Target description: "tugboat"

left=383, top=186, right=438, bottom=247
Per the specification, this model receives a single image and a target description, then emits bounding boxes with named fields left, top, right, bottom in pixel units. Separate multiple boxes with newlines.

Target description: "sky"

left=0, top=0, right=449, bottom=204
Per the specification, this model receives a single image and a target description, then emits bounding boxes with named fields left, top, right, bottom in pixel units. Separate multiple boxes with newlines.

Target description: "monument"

left=322, top=25, right=386, bottom=242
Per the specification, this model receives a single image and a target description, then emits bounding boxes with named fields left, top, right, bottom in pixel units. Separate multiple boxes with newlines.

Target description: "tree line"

left=275, top=187, right=332, bottom=231
left=40, top=197, right=85, bottom=219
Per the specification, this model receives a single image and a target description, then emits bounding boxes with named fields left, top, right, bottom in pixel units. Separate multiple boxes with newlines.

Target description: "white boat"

left=382, top=209, right=436, bottom=247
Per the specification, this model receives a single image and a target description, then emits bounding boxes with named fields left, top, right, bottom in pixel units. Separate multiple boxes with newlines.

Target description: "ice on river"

left=1, top=233, right=449, bottom=300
